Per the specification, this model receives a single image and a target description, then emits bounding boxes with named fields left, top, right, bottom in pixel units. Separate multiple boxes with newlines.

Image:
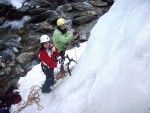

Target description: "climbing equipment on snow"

left=13, top=85, right=43, bottom=113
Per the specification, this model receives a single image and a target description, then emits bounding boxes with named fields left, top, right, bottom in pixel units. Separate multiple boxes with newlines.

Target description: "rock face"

left=0, top=3, right=10, bottom=17
left=0, top=35, right=39, bottom=94
left=16, top=52, right=35, bottom=64
left=0, top=0, right=113, bottom=95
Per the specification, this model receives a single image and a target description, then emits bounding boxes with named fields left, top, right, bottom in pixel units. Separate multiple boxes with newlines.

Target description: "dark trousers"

left=41, top=63, right=54, bottom=90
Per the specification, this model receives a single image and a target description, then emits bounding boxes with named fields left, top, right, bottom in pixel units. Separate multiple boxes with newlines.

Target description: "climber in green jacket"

left=53, top=18, right=78, bottom=71
left=53, top=18, right=78, bottom=53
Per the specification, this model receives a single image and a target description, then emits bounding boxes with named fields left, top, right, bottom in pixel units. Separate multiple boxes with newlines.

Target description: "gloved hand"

left=57, top=64, right=62, bottom=69
left=73, top=32, right=79, bottom=39
left=57, top=56, right=61, bottom=62
left=73, top=31, right=78, bottom=36
left=57, top=56, right=64, bottom=64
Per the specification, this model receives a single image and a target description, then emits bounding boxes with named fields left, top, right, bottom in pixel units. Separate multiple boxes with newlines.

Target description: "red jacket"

left=38, top=43, right=60, bottom=68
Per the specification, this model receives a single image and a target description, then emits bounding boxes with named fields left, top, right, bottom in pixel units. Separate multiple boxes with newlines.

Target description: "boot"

left=41, top=84, right=51, bottom=93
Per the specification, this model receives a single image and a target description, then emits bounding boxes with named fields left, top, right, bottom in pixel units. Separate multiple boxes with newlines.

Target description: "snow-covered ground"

left=11, top=0, right=150, bottom=113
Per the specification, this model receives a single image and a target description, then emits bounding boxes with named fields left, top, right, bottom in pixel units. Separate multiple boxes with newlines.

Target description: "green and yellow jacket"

left=53, top=29, right=74, bottom=52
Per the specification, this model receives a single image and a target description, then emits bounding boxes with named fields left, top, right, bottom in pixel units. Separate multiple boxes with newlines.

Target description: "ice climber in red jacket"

left=38, top=35, right=61, bottom=93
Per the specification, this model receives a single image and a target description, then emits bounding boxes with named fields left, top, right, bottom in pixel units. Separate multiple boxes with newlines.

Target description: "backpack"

left=0, top=85, right=22, bottom=111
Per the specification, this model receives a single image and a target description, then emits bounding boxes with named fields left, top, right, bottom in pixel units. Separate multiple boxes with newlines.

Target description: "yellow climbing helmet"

left=57, top=18, right=66, bottom=26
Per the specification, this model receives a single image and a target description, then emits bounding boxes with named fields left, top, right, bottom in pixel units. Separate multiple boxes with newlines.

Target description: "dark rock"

left=1, top=62, right=6, bottom=68
left=0, top=40, right=6, bottom=51
left=72, top=14, right=97, bottom=25
left=28, top=8, right=47, bottom=16
left=36, top=21, right=54, bottom=33
left=68, top=0, right=87, bottom=3
left=0, top=71, right=5, bottom=76
left=14, top=64, right=24, bottom=75
left=18, top=5, right=30, bottom=13
left=16, top=52, right=35, bottom=64
left=27, top=11, right=50, bottom=23
left=79, top=30, right=88, bottom=41
left=2, top=49, right=15, bottom=62
left=0, top=17, right=6, bottom=25
left=5, top=6, right=29, bottom=20
left=0, top=66, right=2, bottom=71
left=20, top=33, right=40, bottom=51
left=18, top=28, right=30, bottom=37
left=0, top=3, right=10, bottom=17
left=23, top=0, right=52, bottom=8
left=56, top=4, right=72, bottom=13
left=72, top=2, right=93, bottom=11
left=89, top=1, right=108, bottom=7
left=12, top=47, right=19, bottom=53
left=101, top=0, right=114, bottom=6
left=46, top=10, right=62, bottom=24
left=38, top=1, right=52, bottom=8
left=5, top=67, right=11, bottom=75
left=4, top=35, right=21, bottom=49
left=56, top=0, right=70, bottom=5
left=6, top=8, right=23, bottom=20
left=27, top=10, right=61, bottom=23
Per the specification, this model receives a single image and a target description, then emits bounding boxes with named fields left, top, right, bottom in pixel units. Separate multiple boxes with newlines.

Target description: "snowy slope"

left=11, top=0, right=150, bottom=113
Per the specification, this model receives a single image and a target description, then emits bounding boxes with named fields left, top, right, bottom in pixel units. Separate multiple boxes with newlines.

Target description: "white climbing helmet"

left=40, top=35, right=50, bottom=43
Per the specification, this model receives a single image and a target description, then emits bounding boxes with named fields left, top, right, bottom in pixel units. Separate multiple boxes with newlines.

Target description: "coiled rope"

left=13, top=85, right=43, bottom=113
left=13, top=71, right=70, bottom=113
